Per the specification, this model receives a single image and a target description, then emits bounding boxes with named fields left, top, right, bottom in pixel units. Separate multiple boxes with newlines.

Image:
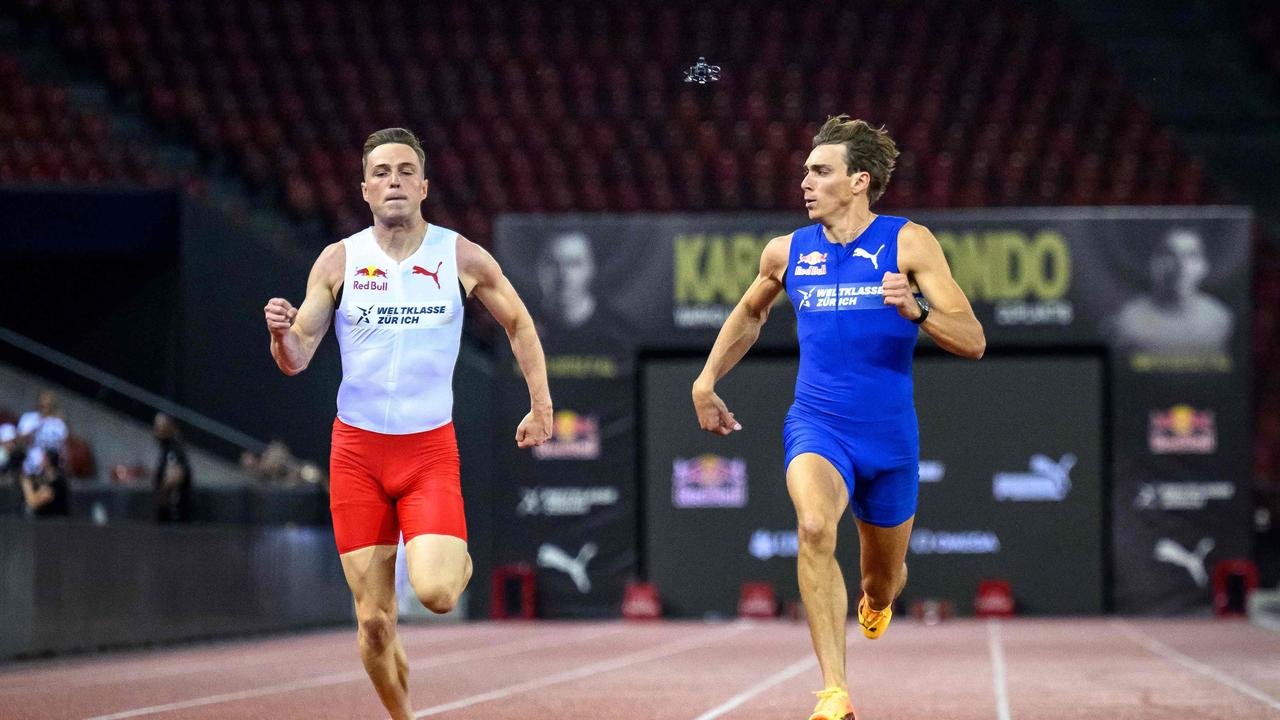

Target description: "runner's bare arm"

left=265, top=242, right=343, bottom=375
left=890, top=222, right=985, bottom=359
left=457, top=236, right=553, bottom=447
left=691, top=234, right=790, bottom=434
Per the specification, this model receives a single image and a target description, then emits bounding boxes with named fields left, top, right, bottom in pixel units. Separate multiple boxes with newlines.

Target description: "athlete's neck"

left=371, top=217, right=428, bottom=261
left=821, top=206, right=877, bottom=246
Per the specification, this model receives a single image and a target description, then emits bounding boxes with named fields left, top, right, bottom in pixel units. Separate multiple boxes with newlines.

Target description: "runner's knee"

left=415, top=582, right=457, bottom=614
left=356, top=610, right=396, bottom=654
left=797, top=513, right=836, bottom=554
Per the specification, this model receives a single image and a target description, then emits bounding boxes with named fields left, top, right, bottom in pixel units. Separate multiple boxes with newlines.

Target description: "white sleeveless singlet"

left=334, top=224, right=464, bottom=434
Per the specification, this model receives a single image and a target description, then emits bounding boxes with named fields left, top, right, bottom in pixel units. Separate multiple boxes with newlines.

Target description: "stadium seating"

left=12, top=0, right=1209, bottom=247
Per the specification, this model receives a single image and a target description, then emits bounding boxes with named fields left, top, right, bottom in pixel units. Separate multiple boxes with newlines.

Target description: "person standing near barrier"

left=692, top=115, right=985, bottom=720
left=264, top=128, right=552, bottom=720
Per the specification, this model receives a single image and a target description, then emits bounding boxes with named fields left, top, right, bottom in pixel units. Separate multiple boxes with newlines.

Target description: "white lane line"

left=26, top=626, right=477, bottom=692
left=987, top=619, right=1012, bottom=720
left=411, top=623, right=752, bottom=718
left=85, top=669, right=368, bottom=720
left=692, top=654, right=817, bottom=720
left=1114, top=620, right=1280, bottom=713
left=83, top=626, right=624, bottom=720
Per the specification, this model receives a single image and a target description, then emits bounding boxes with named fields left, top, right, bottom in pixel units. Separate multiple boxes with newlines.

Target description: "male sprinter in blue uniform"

left=692, top=116, right=985, bottom=720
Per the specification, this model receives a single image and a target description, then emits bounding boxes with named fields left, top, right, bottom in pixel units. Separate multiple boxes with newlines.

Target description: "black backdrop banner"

left=495, top=207, right=1251, bottom=616
left=643, top=355, right=1105, bottom=617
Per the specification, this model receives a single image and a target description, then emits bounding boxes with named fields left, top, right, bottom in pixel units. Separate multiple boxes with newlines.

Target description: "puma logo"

left=853, top=244, right=885, bottom=270
left=1154, top=537, right=1215, bottom=587
left=993, top=454, right=1076, bottom=502
left=537, top=542, right=598, bottom=593
left=412, top=261, right=444, bottom=289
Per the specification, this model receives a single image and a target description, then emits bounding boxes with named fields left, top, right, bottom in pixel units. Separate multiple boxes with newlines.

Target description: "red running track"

left=1, top=618, right=1277, bottom=719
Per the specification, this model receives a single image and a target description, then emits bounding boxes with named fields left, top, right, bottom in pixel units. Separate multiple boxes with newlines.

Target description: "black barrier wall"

left=0, top=517, right=350, bottom=659
left=496, top=208, right=1252, bottom=616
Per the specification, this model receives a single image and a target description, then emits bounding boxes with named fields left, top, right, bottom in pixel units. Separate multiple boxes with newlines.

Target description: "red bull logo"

left=1149, top=405, right=1216, bottom=454
left=532, top=410, right=601, bottom=460
left=795, top=251, right=828, bottom=276
left=353, top=266, right=389, bottom=291
left=672, top=454, right=747, bottom=508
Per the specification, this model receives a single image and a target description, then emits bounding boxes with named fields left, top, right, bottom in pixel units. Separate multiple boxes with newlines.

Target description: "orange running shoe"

left=809, top=687, right=857, bottom=720
left=857, top=595, right=892, bottom=639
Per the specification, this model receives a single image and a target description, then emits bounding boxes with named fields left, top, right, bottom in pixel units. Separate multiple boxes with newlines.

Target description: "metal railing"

left=0, top=325, right=265, bottom=461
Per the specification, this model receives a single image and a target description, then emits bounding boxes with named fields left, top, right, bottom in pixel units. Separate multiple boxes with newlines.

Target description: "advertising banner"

left=643, top=356, right=1105, bottom=617
left=491, top=363, right=636, bottom=618
left=495, top=208, right=1251, bottom=615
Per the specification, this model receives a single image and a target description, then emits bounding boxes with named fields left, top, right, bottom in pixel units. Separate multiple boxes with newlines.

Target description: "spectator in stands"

left=20, top=447, right=69, bottom=518
left=0, top=423, right=21, bottom=485
left=256, top=439, right=301, bottom=485
left=152, top=413, right=193, bottom=523
left=1110, top=227, right=1234, bottom=354
left=18, top=390, right=66, bottom=454
left=239, top=449, right=260, bottom=475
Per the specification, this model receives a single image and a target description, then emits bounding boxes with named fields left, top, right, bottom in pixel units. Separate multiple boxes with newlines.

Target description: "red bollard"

left=490, top=563, right=537, bottom=619
left=622, top=581, right=662, bottom=620
left=1213, top=559, right=1258, bottom=617
left=975, top=579, right=1015, bottom=617
left=738, top=582, right=778, bottom=618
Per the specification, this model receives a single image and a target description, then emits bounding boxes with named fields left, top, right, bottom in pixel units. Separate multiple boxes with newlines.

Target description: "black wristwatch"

left=912, top=296, right=930, bottom=324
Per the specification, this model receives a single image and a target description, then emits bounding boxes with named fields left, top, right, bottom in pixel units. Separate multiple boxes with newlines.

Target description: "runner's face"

left=801, top=144, right=865, bottom=220
left=362, top=143, right=428, bottom=222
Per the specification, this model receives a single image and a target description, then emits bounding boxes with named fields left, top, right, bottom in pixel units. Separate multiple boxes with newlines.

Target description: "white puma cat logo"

left=537, top=542, right=598, bottom=593
left=1154, top=537, right=1215, bottom=587
left=853, top=244, right=885, bottom=270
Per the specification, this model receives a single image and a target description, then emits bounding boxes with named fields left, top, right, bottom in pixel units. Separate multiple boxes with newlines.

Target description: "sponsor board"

left=517, top=486, right=620, bottom=516
left=532, top=410, right=601, bottom=460
left=748, top=529, right=798, bottom=560
left=537, top=542, right=598, bottom=593
left=1148, top=405, right=1216, bottom=454
left=672, top=455, right=747, bottom=508
left=910, top=529, right=1001, bottom=555
left=1133, top=481, right=1234, bottom=511
left=919, top=460, right=945, bottom=483
left=1153, top=537, right=1215, bottom=587
left=993, top=454, right=1075, bottom=502
left=935, top=229, right=1073, bottom=326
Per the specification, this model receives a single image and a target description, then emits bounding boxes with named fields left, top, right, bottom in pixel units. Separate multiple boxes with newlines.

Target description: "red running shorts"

left=329, top=417, right=467, bottom=554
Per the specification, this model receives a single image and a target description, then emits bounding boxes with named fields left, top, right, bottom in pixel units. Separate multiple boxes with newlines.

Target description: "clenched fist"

left=692, top=382, right=742, bottom=436
left=881, top=272, right=923, bottom=321
left=515, top=405, right=553, bottom=448
left=264, top=298, right=298, bottom=335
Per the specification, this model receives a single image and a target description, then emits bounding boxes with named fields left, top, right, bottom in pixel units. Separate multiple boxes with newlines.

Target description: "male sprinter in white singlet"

left=264, top=128, right=552, bottom=720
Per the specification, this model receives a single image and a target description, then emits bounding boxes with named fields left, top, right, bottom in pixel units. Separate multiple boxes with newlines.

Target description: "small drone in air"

left=683, top=57, right=721, bottom=84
